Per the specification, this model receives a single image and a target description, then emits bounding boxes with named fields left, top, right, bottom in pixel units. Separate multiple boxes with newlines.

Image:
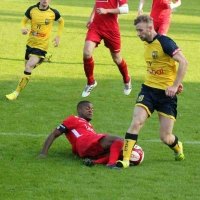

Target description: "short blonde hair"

left=134, top=15, right=153, bottom=26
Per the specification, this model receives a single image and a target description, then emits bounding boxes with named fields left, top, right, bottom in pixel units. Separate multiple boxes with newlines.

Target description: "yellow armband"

left=57, top=17, right=64, bottom=37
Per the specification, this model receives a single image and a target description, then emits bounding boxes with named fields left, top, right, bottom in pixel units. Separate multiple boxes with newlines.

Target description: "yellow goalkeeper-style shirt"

left=24, top=2, right=61, bottom=51
left=144, top=34, right=180, bottom=90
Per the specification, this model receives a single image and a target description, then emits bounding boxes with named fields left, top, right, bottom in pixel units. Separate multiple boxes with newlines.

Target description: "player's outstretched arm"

left=168, top=0, right=181, bottom=9
left=165, top=51, right=188, bottom=97
left=37, top=129, right=63, bottom=158
left=52, top=17, right=64, bottom=47
left=138, top=0, right=146, bottom=16
left=21, top=16, right=29, bottom=35
left=96, top=3, right=129, bottom=15
left=86, top=5, right=95, bottom=28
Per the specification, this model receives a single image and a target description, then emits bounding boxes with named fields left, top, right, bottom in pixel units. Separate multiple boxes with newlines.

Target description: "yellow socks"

left=16, top=73, right=31, bottom=93
left=169, top=135, right=181, bottom=153
left=123, top=133, right=138, bottom=161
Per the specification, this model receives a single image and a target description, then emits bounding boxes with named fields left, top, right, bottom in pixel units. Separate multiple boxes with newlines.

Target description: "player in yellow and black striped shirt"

left=117, top=15, right=188, bottom=169
left=6, top=0, right=64, bottom=100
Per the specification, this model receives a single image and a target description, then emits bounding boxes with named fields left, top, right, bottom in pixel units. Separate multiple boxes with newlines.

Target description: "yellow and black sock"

left=168, top=135, right=180, bottom=153
left=123, top=132, right=138, bottom=161
left=16, top=71, right=31, bottom=94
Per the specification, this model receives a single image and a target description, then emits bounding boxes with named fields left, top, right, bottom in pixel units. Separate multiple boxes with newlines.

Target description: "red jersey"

left=90, top=0, right=127, bottom=31
left=60, top=115, right=97, bottom=153
left=150, top=0, right=173, bottom=23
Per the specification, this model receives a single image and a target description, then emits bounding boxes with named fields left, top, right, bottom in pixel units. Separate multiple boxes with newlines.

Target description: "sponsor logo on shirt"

left=30, top=30, right=46, bottom=37
left=84, top=124, right=95, bottom=133
left=147, top=68, right=164, bottom=75
left=79, top=120, right=86, bottom=123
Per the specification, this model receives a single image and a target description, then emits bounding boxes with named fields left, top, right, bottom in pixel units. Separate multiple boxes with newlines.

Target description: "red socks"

left=107, top=140, right=124, bottom=165
left=93, top=156, right=109, bottom=164
left=117, top=59, right=130, bottom=83
left=83, top=57, right=95, bottom=85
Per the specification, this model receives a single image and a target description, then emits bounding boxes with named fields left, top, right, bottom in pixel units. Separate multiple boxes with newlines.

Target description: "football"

left=130, top=145, right=144, bottom=166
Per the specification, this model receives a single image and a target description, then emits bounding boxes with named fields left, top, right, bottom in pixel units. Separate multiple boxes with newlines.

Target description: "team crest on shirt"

left=137, top=95, right=144, bottom=102
left=152, top=51, right=158, bottom=59
left=45, top=19, right=50, bottom=25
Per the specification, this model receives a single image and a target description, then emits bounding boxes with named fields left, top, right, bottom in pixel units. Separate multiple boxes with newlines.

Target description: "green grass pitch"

left=0, top=0, right=200, bottom=199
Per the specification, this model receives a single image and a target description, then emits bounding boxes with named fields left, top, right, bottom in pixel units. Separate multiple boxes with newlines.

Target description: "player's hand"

left=52, top=36, right=60, bottom=47
left=86, top=20, right=92, bottom=28
left=36, top=154, right=47, bottom=159
left=176, top=83, right=184, bottom=95
left=137, top=9, right=143, bottom=16
left=21, top=28, right=29, bottom=35
left=165, top=85, right=178, bottom=98
left=96, top=8, right=107, bottom=15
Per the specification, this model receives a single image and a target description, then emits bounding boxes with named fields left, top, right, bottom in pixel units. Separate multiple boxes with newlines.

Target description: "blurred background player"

left=137, top=0, right=181, bottom=35
left=44, top=52, right=52, bottom=62
left=81, top=0, right=132, bottom=98
left=117, top=15, right=188, bottom=168
left=37, top=101, right=124, bottom=169
left=6, top=0, right=64, bottom=100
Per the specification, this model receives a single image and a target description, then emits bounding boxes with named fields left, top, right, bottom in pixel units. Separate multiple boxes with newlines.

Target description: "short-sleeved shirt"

left=57, top=116, right=107, bottom=157
left=25, top=2, right=61, bottom=51
left=144, top=34, right=180, bottom=90
left=150, top=0, right=178, bottom=23
left=90, top=0, right=127, bottom=31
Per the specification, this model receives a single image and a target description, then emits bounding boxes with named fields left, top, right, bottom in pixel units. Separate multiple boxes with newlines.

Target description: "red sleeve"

left=62, top=116, right=77, bottom=130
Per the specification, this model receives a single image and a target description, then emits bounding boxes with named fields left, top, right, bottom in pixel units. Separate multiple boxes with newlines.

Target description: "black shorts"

left=25, top=45, right=46, bottom=64
left=136, top=84, right=177, bottom=120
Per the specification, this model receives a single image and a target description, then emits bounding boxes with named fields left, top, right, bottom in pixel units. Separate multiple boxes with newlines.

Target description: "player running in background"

left=137, top=0, right=181, bottom=35
left=117, top=15, right=188, bottom=168
left=6, top=0, right=64, bottom=100
left=81, top=0, right=132, bottom=98
left=37, top=101, right=124, bottom=169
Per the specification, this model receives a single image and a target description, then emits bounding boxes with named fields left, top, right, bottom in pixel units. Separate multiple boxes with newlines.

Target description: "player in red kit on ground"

left=137, top=0, right=181, bottom=35
left=81, top=0, right=132, bottom=98
left=37, top=101, right=123, bottom=169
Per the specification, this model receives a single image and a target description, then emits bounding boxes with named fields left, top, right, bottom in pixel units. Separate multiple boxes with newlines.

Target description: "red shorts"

left=154, top=21, right=170, bottom=35
left=85, top=28, right=121, bottom=53
left=75, top=134, right=107, bottom=158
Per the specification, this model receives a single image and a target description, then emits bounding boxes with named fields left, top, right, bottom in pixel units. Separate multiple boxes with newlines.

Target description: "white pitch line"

left=0, top=132, right=200, bottom=145
left=143, top=139, right=200, bottom=144
left=0, top=132, right=46, bottom=138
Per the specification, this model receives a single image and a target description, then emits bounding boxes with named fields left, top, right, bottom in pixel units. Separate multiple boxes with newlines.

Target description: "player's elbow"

left=184, top=58, right=188, bottom=68
left=180, top=58, right=188, bottom=70
left=119, top=4, right=129, bottom=14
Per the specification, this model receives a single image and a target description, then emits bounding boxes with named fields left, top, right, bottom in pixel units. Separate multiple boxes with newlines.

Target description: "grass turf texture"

left=0, top=0, right=200, bottom=199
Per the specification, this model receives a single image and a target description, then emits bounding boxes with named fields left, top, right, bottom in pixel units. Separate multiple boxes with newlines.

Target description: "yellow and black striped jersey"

left=144, top=34, right=180, bottom=90
left=25, top=2, right=61, bottom=51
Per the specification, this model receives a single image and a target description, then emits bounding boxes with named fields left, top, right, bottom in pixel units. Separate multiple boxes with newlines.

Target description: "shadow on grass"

left=1, top=10, right=199, bottom=36
left=0, top=57, right=117, bottom=66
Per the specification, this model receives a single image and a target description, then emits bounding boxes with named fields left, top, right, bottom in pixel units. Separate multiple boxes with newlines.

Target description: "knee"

left=25, top=64, right=34, bottom=72
left=112, top=57, right=121, bottom=65
left=128, top=119, right=144, bottom=133
left=83, top=48, right=92, bottom=59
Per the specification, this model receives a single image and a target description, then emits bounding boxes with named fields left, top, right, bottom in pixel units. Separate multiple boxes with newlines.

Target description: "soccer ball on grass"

left=130, top=145, right=144, bottom=166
